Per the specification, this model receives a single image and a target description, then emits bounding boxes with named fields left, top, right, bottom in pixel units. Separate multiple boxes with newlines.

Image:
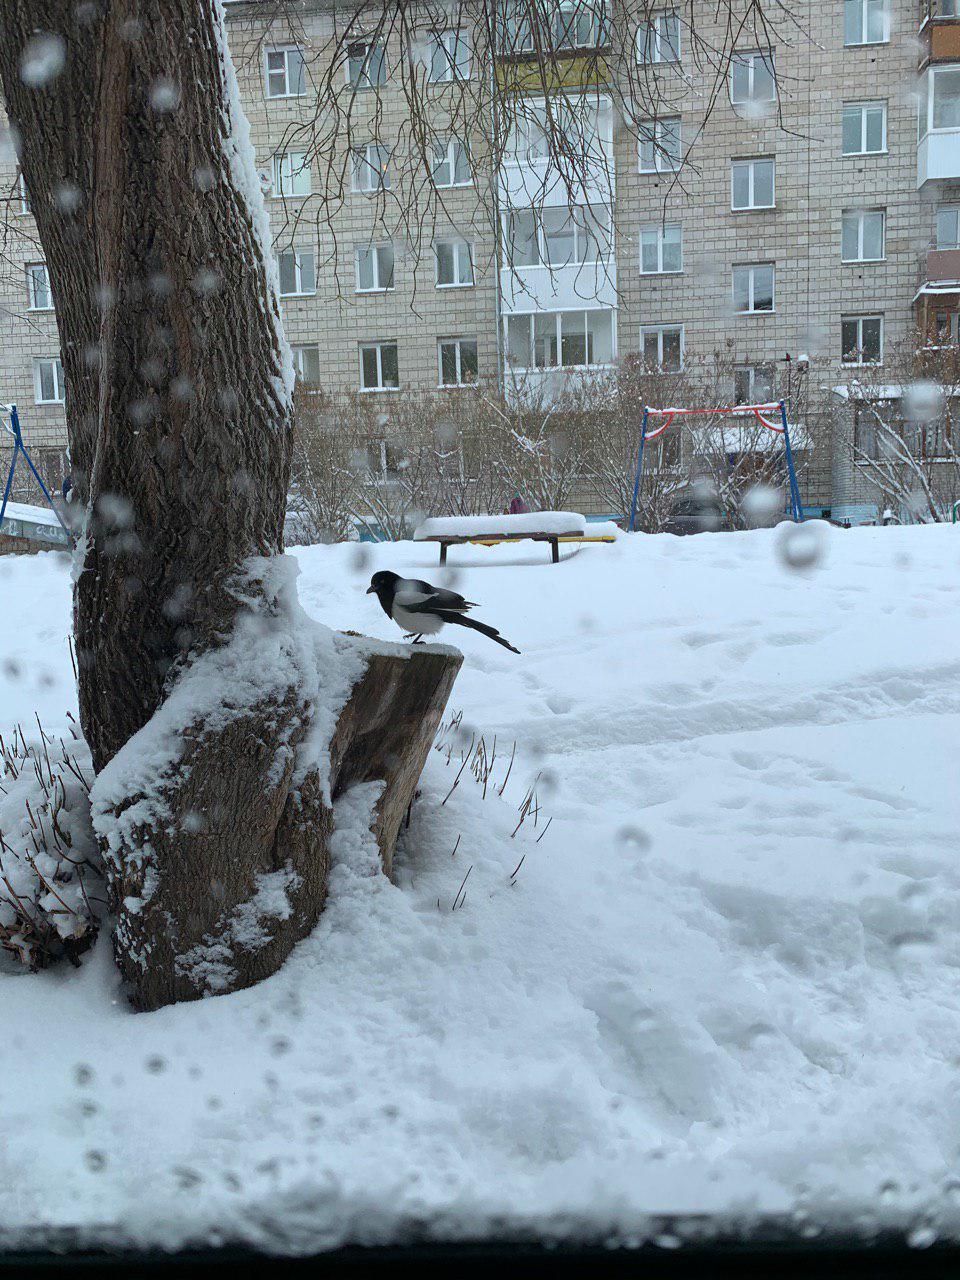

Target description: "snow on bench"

left=414, top=511, right=588, bottom=564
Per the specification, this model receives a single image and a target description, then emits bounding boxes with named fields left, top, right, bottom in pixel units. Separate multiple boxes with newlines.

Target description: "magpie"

left=366, top=571, right=520, bottom=653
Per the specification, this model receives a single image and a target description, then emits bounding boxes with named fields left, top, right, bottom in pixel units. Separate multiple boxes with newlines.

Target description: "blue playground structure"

left=0, top=402, right=71, bottom=538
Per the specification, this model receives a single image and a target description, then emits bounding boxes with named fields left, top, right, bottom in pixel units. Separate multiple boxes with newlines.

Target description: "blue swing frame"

left=0, top=402, right=71, bottom=537
left=627, top=399, right=805, bottom=533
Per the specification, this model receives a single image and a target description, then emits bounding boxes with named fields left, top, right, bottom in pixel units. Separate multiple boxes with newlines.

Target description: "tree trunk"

left=0, top=0, right=460, bottom=1006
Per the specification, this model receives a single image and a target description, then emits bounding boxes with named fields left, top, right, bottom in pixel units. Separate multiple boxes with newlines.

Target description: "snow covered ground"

left=2, top=522, right=960, bottom=1252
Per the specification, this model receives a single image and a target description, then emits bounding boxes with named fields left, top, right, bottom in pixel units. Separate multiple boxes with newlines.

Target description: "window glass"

left=933, top=67, right=960, bottom=129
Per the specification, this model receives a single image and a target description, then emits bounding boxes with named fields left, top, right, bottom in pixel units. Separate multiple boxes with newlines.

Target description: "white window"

left=733, top=264, right=775, bottom=313
left=731, top=157, right=775, bottom=209
left=431, top=138, right=472, bottom=187
left=26, top=262, right=52, bottom=310
left=730, top=51, right=776, bottom=108
left=506, top=96, right=612, bottom=167
left=438, top=337, right=479, bottom=386
left=265, top=46, right=306, bottom=98
left=505, top=205, right=610, bottom=267
left=638, top=10, right=680, bottom=63
left=920, top=65, right=960, bottom=137
left=638, top=117, right=681, bottom=172
left=359, top=341, right=399, bottom=390
left=347, top=40, right=386, bottom=89
left=841, top=315, right=883, bottom=364
left=292, top=344, right=321, bottom=386
left=18, top=172, right=30, bottom=214
left=553, top=0, right=607, bottom=49
left=34, top=357, right=65, bottom=404
left=351, top=144, right=391, bottom=193
left=271, top=151, right=311, bottom=198
left=428, top=29, right=471, bottom=82
left=277, top=248, right=316, bottom=296
left=504, top=310, right=614, bottom=369
left=435, top=239, right=474, bottom=287
left=356, top=243, right=395, bottom=292
left=640, top=324, right=684, bottom=372
left=639, top=223, right=682, bottom=273
left=734, top=365, right=775, bottom=404
left=841, top=209, right=885, bottom=261
left=844, top=0, right=889, bottom=45
left=938, top=205, right=960, bottom=248
left=842, top=101, right=887, bottom=154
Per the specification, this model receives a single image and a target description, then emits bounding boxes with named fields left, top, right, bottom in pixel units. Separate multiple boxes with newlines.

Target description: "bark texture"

left=101, top=640, right=461, bottom=1012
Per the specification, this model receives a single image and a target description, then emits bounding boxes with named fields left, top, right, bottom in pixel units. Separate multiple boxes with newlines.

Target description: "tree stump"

left=94, top=634, right=461, bottom=1011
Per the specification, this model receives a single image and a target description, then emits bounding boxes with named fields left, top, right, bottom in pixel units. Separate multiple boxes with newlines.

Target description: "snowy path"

left=1, top=524, right=959, bottom=1250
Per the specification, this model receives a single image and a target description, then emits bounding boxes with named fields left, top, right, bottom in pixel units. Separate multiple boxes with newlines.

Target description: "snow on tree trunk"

left=0, top=0, right=460, bottom=1008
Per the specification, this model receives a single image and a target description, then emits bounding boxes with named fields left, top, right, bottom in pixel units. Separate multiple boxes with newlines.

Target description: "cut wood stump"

left=100, top=636, right=461, bottom=1011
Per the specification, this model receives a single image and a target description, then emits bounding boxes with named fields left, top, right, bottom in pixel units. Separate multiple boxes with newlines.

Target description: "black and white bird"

left=367, top=571, right=520, bottom=654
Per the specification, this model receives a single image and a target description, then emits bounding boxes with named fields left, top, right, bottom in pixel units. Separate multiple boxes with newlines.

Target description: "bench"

left=413, top=512, right=599, bottom=565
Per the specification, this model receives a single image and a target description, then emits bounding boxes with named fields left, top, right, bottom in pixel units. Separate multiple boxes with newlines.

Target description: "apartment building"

left=1, top=0, right=959, bottom=522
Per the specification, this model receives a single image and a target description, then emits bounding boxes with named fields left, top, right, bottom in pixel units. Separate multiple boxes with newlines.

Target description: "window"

left=291, top=344, right=321, bottom=387
left=734, top=364, right=775, bottom=404
left=638, top=10, right=680, bottom=62
left=842, top=101, right=887, bottom=154
left=640, top=324, right=684, bottom=371
left=505, top=96, right=612, bottom=167
left=34, top=357, right=65, bottom=404
left=731, top=158, right=775, bottom=210
left=429, top=29, right=471, bottom=81
left=844, top=0, right=889, bottom=45
left=639, top=223, right=682, bottom=273
left=351, top=144, right=391, bottom=193
left=277, top=248, right=316, bottom=296
left=265, top=46, right=306, bottom=98
left=638, top=117, right=681, bottom=172
left=553, top=0, right=607, bottom=49
left=347, top=40, right=386, bottom=89
left=504, top=205, right=611, bottom=267
left=438, top=338, right=478, bottom=386
left=359, top=341, right=399, bottom=390
left=435, top=239, right=474, bottom=287
left=17, top=172, right=30, bottom=214
left=841, top=209, right=885, bottom=261
left=355, top=243, right=395, bottom=292
left=733, top=264, right=775, bottom=313
left=271, top=152, right=311, bottom=198
left=934, top=310, right=959, bottom=343
left=730, top=51, right=776, bottom=108
left=920, top=66, right=960, bottom=136
left=504, top=310, right=614, bottom=369
left=841, top=315, right=883, bottom=363
left=937, top=205, right=960, bottom=247
left=431, top=138, right=472, bottom=187
left=26, top=262, right=52, bottom=310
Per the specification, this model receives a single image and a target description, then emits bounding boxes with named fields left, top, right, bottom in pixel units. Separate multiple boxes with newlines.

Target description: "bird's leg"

left=402, top=632, right=416, bottom=639
left=412, top=634, right=424, bottom=644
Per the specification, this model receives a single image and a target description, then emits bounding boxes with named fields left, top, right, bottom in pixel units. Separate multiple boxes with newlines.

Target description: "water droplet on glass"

left=20, top=34, right=66, bottom=88
left=775, top=520, right=826, bottom=574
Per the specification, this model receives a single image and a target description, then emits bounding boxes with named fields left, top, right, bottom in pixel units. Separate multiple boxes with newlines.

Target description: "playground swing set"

left=627, top=399, right=804, bottom=532
left=0, top=402, right=71, bottom=542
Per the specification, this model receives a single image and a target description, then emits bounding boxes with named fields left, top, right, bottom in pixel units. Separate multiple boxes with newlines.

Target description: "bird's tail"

left=439, top=612, right=520, bottom=654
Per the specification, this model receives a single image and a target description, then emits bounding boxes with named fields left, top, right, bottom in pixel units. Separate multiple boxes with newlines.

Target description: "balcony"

left=917, top=65, right=960, bottom=183
left=914, top=248, right=960, bottom=338
left=919, top=2, right=960, bottom=68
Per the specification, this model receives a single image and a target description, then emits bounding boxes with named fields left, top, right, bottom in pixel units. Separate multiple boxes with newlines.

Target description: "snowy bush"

left=0, top=717, right=101, bottom=969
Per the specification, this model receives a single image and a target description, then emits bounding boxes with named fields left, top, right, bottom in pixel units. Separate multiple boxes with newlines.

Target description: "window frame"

left=639, top=323, right=685, bottom=372
left=842, top=100, right=888, bottom=155
left=359, top=340, right=400, bottom=392
left=732, top=263, right=775, bottom=314
left=346, top=39, right=387, bottom=90
left=26, top=262, right=52, bottom=311
left=638, top=116, right=682, bottom=173
left=291, top=343, right=321, bottom=387
left=504, top=205, right=611, bottom=268
left=264, top=45, right=306, bottom=99
left=730, top=157, right=776, bottom=210
left=435, top=238, right=475, bottom=288
left=277, top=248, right=317, bottom=297
left=351, top=143, right=392, bottom=194
left=428, top=28, right=472, bottom=82
left=33, top=356, right=65, bottom=405
left=844, top=0, right=890, bottom=47
left=841, top=208, right=886, bottom=262
left=920, top=64, right=960, bottom=138
left=639, top=222, right=683, bottom=274
left=271, top=151, right=311, bottom=199
left=17, top=172, right=31, bottom=215
left=430, top=138, right=473, bottom=188
left=355, top=243, right=395, bottom=293
left=937, top=204, right=960, bottom=248
left=841, top=314, right=884, bottom=365
left=733, top=364, right=776, bottom=404
left=729, top=50, right=777, bottom=108
left=504, top=309, right=615, bottom=371
left=438, top=337, right=479, bottom=387
left=638, top=9, right=681, bottom=63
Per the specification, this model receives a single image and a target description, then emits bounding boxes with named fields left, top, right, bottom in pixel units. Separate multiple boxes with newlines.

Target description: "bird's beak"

left=365, top=586, right=375, bottom=594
